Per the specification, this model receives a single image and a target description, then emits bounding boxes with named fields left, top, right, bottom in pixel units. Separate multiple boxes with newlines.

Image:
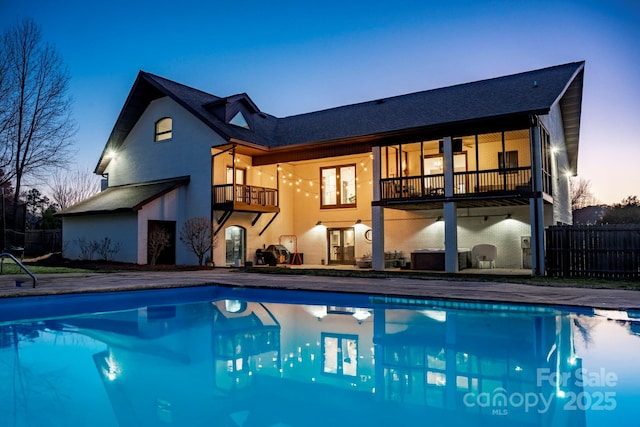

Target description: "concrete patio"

left=1, top=267, right=639, bottom=311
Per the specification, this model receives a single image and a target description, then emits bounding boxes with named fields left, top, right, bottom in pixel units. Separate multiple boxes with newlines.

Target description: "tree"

left=179, top=217, right=215, bottom=266
left=598, top=196, right=640, bottom=225
left=148, top=226, right=171, bottom=265
left=48, top=168, right=101, bottom=210
left=0, top=19, right=75, bottom=221
left=570, top=177, right=596, bottom=210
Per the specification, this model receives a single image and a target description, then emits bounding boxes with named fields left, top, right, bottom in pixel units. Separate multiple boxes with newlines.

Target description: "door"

left=147, top=220, right=176, bottom=265
left=225, top=225, right=245, bottom=265
left=327, top=228, right=355, bottom=265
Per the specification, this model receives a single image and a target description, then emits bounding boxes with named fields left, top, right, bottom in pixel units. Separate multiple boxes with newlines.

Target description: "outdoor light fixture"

left=352, top=308, right=372, bottom=323
left=484, top=216, right=489, bottom=221
left=316, top=220, right=322, bottom=226
left=505, top=213, right=512, bottom=219
left=355, top=219, right=362, bottom=224
left=435, top=216, right=442, bottom=222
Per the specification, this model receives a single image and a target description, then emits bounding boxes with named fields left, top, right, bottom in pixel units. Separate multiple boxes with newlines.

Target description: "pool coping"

left=1, top=269, right=639, bottom=311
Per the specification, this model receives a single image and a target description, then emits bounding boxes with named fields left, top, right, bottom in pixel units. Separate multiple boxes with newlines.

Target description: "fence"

left=24, top=229, right=62, bottom=256
left=546, top=225, right=640, bottom=279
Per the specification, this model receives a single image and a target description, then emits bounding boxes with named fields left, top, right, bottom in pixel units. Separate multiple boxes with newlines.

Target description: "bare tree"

left=48, top=168, right=101, bottom=210
left=570, top=177, right=596, bottom=210
left=0, top=19, right=76, bottom=220
left=179, top=217, right=215, bottom=266
left=148, top=226, right=171, bottom=265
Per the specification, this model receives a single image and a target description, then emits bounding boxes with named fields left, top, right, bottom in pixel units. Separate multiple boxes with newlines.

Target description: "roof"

left=95, top=61, right=584, bottom=174
left=57, top=176, right=190, bottom=217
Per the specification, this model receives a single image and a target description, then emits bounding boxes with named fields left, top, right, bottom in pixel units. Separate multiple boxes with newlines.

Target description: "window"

left=155, top=117, right=172, bottom=141
left=498, top=151, right=518, bottom=172
left=321, top=165, right=356, bottom=208
left=229, top=111, right=249, bottom=129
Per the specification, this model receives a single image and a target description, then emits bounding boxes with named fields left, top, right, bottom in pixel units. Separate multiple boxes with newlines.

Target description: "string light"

left=225, top=155, right=374, bottom=201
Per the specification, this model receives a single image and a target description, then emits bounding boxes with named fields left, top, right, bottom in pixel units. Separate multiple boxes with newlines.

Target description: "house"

left=58, top=61, right=584, bottom=275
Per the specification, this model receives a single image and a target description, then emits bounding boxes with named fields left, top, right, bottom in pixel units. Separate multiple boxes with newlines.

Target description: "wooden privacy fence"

left=546, top=225, right=640, bottom=279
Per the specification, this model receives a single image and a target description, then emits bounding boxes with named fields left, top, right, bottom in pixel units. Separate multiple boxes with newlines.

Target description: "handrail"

left=0, top=252, right=37, bottom=288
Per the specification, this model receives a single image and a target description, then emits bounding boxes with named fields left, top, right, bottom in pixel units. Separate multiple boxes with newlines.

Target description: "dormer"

left=204, top=93, right=260, bottom=129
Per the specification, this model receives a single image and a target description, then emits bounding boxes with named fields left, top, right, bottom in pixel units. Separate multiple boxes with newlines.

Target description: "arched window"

left=155, top=117, right=172, bottom=141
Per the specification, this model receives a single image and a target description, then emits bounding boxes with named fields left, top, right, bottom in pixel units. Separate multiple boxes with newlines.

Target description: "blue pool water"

left=1, top=285, right=639, bottom=426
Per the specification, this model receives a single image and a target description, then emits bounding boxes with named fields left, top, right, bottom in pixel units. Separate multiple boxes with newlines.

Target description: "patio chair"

left=472, top=244, right=497, bottom=268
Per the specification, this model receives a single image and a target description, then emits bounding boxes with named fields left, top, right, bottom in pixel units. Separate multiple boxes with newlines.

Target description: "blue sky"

left=1, top=0, right=638, bottom=204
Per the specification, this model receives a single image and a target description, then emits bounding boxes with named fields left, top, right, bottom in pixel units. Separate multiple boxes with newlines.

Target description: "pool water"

left=1, top=285, right=639, bottom=426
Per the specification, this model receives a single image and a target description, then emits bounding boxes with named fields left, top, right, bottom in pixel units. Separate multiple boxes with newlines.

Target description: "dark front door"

left=147, top=220, right=176, bottom=265
left=327, top=228, right=355, bottom=265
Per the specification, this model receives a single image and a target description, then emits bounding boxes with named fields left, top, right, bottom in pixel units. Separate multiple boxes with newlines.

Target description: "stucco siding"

left=104, top=96, right=219, bottom=225
left=540, top=106, right=573, bottom=225
left=137, top=186, right=192, bottom=264
left=62, top=213, right=138, bottom=262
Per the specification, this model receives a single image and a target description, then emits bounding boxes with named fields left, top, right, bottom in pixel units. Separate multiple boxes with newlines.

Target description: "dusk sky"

left=1, top=0, right=638, bottom=204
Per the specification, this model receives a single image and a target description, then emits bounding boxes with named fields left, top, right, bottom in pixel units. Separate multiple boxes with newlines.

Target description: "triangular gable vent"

left=229, top=111, right=250, bottom=129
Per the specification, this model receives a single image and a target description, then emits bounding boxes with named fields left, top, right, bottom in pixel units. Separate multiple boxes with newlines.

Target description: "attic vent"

left=229, top=111, right=250, bottom=129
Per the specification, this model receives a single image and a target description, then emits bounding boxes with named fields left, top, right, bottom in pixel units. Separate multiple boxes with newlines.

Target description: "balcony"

left=212, top=184, right=279, bottom=213
left=380, top=167, right=537, bottom=208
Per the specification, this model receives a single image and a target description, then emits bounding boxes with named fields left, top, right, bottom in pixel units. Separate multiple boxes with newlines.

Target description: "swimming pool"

left=1, top=285, right=638, bottom=426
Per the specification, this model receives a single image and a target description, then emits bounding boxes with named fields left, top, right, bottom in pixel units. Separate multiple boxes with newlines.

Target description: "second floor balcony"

left=212, top=184, right=280, bottom=213
left=380, top=167, right=543, bottom=204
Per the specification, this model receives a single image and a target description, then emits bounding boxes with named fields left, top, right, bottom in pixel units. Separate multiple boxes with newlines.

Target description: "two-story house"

left=58, top=61, right=584, bottom=275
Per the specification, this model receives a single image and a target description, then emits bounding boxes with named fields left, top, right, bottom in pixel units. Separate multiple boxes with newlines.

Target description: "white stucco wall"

left=136, top=186, right=194, bottom=265
left=104, top=96, right=223, bottom=230
left=62, top=213, right=138, bottom=262
left=96, top=96, right=230, bottom=265
left=540, top=106, right=573, bottom=225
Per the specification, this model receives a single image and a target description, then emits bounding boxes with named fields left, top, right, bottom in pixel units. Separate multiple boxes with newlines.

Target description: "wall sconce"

left=316, top=220, right=322, bottom=226
left=435, top=216, right=442, bottom=222
left=355, top=219, right=362, bottom=225
left=505, top=213, right=512, bottom=219
left=352, top=308, right=372, bottom=324
left=483, top=216, right=489, bottom=222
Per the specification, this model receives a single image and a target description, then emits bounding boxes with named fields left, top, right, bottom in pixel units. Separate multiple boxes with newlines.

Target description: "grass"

left=0, top=260, right=95, bottom=274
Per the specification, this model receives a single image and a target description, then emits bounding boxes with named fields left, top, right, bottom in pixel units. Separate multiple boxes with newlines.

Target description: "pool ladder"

left=0, top=252, right=37, bottom=287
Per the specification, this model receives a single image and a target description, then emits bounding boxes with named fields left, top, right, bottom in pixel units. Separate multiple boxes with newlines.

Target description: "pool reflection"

left=30, top=290, right=635, bottom=426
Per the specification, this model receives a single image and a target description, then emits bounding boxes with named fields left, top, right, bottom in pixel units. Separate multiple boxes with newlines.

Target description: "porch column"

left=529, top=118, right=545, bottom=276
left=444, top=202, right=458, bottom=272
left=371, top=146, right=385, bottom=271
left=442, top=136, right=458, bottom=273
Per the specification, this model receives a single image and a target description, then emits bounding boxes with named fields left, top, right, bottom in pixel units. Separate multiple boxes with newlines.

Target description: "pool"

left=1, top=285, right=639, bottom=426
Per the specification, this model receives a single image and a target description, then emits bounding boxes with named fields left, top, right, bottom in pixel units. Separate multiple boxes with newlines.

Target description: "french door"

left=327, top=228, right=355, bottom=265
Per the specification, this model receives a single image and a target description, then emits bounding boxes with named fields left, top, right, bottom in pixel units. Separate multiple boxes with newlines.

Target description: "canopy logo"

left=462, top=367, right=618, bottom=415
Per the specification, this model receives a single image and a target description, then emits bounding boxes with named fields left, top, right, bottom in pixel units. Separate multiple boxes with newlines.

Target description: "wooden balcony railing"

left=212, top=184, right=279, bottom=211
left=380, top=167, right=534, bottom=201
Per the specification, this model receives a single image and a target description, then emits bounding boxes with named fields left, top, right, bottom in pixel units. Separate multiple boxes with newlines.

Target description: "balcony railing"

left=381, top=167, right=534, bottom=200
left=212, top=184, right=279, bottom=210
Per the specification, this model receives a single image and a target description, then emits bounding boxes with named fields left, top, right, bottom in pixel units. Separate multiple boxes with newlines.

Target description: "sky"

left=1, top=0, right=638, bottom=205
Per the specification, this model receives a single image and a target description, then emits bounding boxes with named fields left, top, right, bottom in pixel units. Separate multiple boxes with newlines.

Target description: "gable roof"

left=95, top=62, right=584, bottom=174
left=57, top=176, right=190, bottom=217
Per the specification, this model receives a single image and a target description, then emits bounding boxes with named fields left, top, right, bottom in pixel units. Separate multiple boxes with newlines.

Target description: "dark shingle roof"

left=95, top=62, right=584, bottom=173
left=273, top=62, right=584, bottom=147
left=57, top=176, right=190, bottom=217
